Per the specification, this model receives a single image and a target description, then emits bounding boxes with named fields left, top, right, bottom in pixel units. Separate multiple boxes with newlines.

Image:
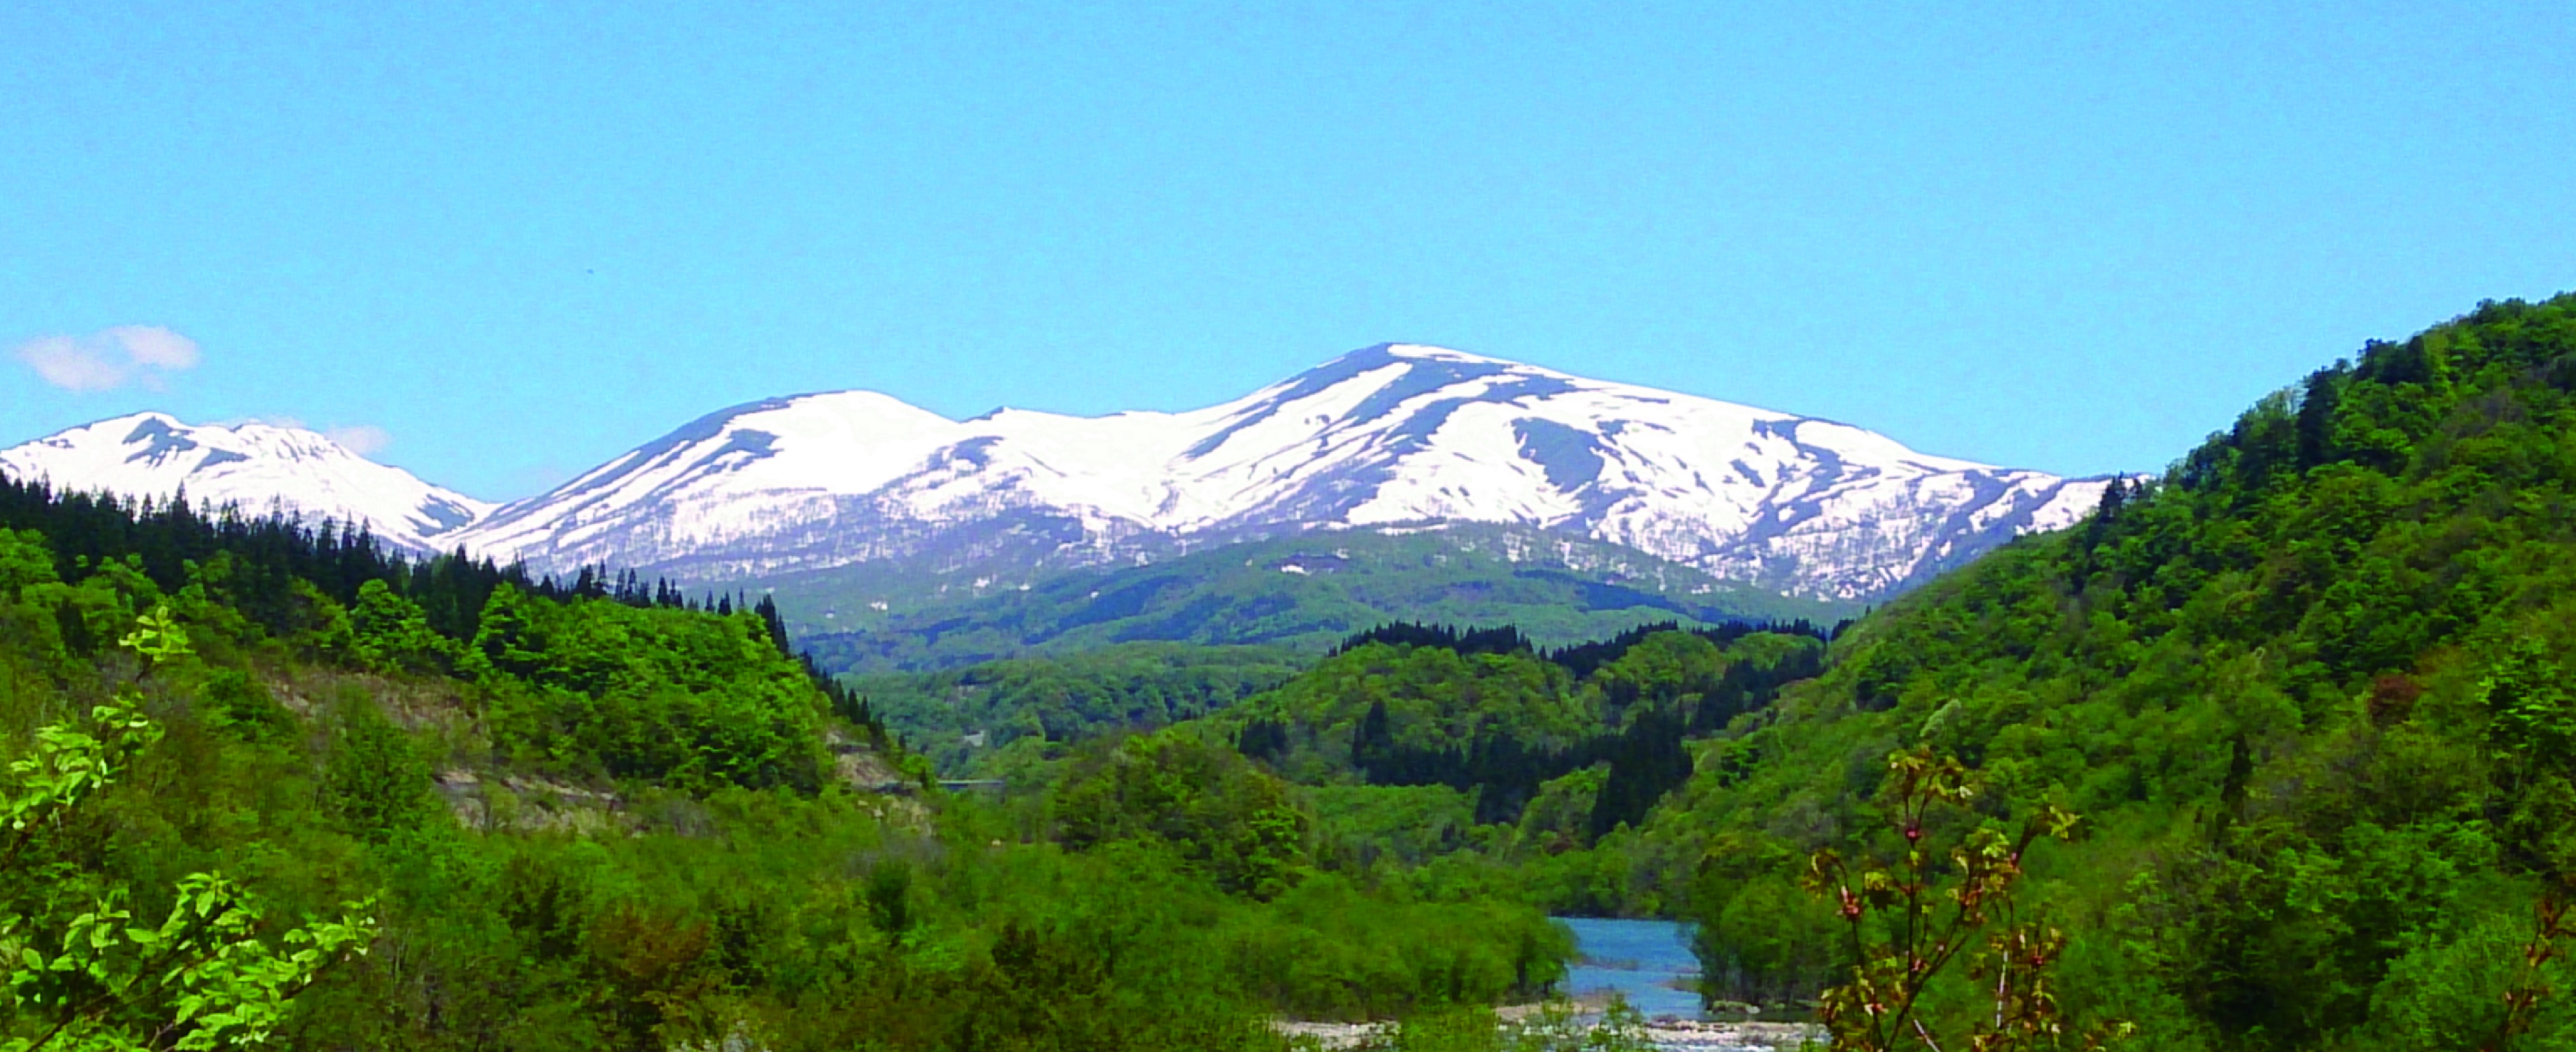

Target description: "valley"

left=8, top=295, right=2576, bottom=1050
left=17, top=1, right=2572, bottom=1045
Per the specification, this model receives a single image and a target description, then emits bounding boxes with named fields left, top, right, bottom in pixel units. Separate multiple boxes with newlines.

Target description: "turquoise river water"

left=1556, top=917, right=1702, bottom=1020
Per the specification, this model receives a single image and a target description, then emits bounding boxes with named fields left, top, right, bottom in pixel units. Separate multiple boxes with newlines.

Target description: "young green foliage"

left=1802, top=748, right=2111, bottom=1051
left=2, top=607, right=378, bottom=1051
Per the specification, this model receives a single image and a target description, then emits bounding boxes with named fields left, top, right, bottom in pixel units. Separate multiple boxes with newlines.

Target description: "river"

left=1276, top=919, right=1806, bottom=1050
left=1556, top=916, right=1703, bottom=1020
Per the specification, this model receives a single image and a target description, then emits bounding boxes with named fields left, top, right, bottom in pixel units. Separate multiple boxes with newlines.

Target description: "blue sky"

left=4, top=1, right=2571, bottom=500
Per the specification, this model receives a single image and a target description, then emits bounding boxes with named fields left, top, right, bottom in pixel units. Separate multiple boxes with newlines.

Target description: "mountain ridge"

left=0, top=344, right=2128, bottom=603
left=456, top=342, right=2127, bottom=602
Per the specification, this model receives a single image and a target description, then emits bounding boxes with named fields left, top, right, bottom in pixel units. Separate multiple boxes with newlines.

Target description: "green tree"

left=321, top=698, right=434, bottom=842
left=1052, top=732, right=1313, bottom=898
left=347, top=580, right=456, bottom=676
left=2, top=608, right=376, bottom=1050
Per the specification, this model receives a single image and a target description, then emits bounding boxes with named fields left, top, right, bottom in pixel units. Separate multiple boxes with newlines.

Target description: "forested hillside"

left=1619, top=295, right=2576, bottom=1048
left=0, top=487, right=1583, bottom=1049
left=1167, top=621, right=1829, bottom=915
left=847, top=642, right=1308, bottom=777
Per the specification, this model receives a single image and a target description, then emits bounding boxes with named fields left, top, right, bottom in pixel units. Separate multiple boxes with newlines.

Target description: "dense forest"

left=1624, top=295, right=2576, bottom=1048
left=843, top=642, right=1310, bottom=777
left=874, top=618, right=1825, bottom=917
left=0, top=488, right=1594, bottom=1049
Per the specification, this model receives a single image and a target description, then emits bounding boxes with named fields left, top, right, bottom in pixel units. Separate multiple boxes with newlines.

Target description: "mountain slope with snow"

left=0, top=413, right=494, bottom=552
left=459, top=344, right=2125, bottom=602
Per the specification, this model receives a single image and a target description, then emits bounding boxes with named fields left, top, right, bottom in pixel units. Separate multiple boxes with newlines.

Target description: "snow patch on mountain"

left=455, top=344, right=2128, bottom=601
left=0, top=413, right=495, bottom=552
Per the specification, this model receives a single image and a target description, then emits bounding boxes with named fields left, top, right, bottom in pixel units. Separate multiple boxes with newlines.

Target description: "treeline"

left=0, top=471, right=797, bottom=630
left=1241, top=631, right=1821, bottom=829
left=1233, top=626, right=1825, bottom=843
left=1318, top=698, right=1690, bottom=833
left=1330, top=615, right=1840, bottom=676
left=1330, top=622, right=1541, bottom=659
left=837, top=642, right=1308, bottom=779
left=0, top=473, right=544, bottom=639
left=1541, top=617, right=1836, bottom=677
left=0, top=474, right=882, bottom=742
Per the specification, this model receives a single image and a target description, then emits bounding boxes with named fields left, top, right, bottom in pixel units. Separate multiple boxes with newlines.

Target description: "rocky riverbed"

left=1271, top=1008, right=1820, bottom=1050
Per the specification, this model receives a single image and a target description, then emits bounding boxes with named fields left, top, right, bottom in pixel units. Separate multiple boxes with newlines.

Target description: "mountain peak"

left=1, top=413, right=494, bottom=551
left=1378, top=342, right=1516, bottom=364
left=1301, top=342, right=1539, bottom=376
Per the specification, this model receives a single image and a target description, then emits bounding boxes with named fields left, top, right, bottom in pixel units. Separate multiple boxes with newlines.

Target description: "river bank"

left=1269, top=916, right=1823, bottom=1050
left=1271, top=1011, right=1819, bottom=1051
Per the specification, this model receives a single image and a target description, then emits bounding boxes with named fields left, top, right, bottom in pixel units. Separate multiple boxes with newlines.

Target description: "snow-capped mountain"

left=0, top=413, right=494, bottom=552
left=457, top=344, right=2124, bottom=601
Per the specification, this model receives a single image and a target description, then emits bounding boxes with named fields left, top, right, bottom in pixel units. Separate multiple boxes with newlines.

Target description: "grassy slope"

left=794, top=523, right=1850, bottom=674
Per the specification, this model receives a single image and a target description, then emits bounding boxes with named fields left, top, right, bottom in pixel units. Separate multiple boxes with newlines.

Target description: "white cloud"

left=109, top=326, right=201, bottom=369
left=325, top=425, right=392, bottom=456
left=15, top=335, right=133, bottom=392
left=10, top=325, right=203, bottom=392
